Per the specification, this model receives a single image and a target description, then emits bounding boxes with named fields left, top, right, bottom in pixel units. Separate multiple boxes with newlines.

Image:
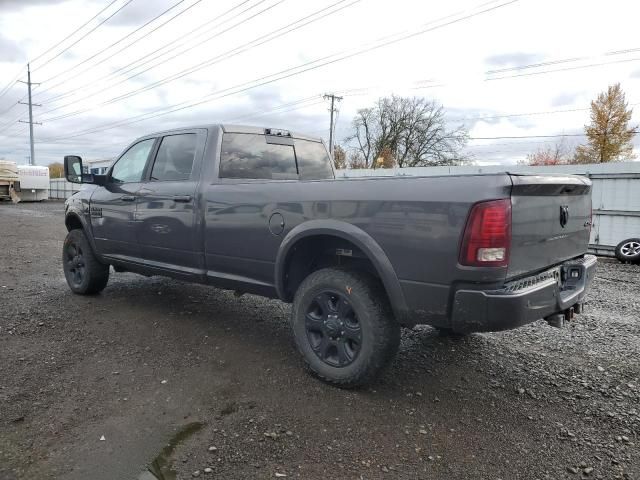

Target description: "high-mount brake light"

left=459, top=199, right=511, bottom=267
left=265, top=128, right=291, bottom=137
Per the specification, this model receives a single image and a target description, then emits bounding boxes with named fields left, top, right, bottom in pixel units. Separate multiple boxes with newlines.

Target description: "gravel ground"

left=0, top=201, right=638, bottom=480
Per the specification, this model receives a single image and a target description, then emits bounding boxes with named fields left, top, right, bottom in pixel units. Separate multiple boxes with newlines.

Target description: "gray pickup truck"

left=63, top=124, right=597, bottom=387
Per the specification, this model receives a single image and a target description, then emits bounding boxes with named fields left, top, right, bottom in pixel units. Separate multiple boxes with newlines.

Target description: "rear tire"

left=62, top=229, right=110, bottom=294
left=615, top=238, right=640, bottom=264
left=291, top=268, right=400, bottom=388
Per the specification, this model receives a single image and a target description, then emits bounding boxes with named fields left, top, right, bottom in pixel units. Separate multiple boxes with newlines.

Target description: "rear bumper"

left=451, top=254, right=597, bottom=332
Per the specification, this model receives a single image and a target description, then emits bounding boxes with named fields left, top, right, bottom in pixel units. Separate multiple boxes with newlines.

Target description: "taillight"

left=459, top=199, right=511, bottom=267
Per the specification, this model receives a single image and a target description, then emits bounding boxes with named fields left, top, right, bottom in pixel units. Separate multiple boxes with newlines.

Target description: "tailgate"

left=508, top=174, right=592, bottom=279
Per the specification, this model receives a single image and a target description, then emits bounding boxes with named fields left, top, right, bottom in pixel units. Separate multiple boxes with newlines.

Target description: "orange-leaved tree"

left=574, top=83, right=636, bottom=163
left=48, top=162, right=64, bottom=178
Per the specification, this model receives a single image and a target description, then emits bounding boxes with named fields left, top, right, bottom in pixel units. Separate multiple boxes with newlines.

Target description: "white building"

left=83, top=158, right=113, bottom=175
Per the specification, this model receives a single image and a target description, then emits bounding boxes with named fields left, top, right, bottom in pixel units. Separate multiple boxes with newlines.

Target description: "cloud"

left=0, top=0, right=66, bottom=9
left=484, top=52, right=544, bottom=69
left=0, top=33, right=25, bottom=62
left=443, top=106, right=537, bottom=130
left=106, top=0, right=177, bottom=26
left=551, top=92, right=583, bottom=107
left=245, top=86, right=285, bottom=110
left=2, top=0, right=640, bottom=166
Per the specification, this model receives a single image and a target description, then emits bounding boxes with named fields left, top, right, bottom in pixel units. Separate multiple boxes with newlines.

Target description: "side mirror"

left=64, top=155, right=84, bottom=183
left=64, top=155, right=106, bottom=185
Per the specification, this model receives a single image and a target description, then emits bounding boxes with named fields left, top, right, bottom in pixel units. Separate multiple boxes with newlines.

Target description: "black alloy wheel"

left=62, top=229, right=110, bottom=294
left=64, top=240, right=86, bottom=288
left=291, top=267, right=400, bottom=388
left=305, top=291, right=362, bottom=367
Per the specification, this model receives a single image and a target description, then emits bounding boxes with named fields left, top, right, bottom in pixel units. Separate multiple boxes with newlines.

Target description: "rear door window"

left=150, top=134, right=197, bottom=181
left=220, top=133, right=297, bottom=180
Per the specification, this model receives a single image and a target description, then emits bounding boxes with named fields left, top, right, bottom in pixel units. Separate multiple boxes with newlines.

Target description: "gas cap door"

left=268, top=212, right=285, bottom=236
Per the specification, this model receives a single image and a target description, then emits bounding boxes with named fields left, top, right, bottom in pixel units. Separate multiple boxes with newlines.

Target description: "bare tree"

left=346, top=96, right=468, bottom=168
left=519, top=137, right=574, bottom=166
left=348, top=151, right=368, bottom=169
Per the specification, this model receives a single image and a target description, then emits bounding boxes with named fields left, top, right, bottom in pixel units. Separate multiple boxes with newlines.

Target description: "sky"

left=0, top=0, right=640, bottom=167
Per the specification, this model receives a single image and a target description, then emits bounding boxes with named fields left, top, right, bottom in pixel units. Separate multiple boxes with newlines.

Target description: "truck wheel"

left=291, top=268, right=400, bottom=388
left=615, top=238, right=640, bottom=264
left=62, top=229, right=110, bottom=294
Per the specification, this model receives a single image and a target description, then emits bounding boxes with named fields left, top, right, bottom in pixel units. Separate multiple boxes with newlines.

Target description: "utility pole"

left=323, top=93, right=343, bottom=158
left=18, top=64, right=41, bottom=165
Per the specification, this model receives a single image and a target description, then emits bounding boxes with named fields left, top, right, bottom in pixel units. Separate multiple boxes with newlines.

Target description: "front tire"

left=291, top=268, right=400, bottom=388
left=62, top=229, right=110, bottom=294
left=615, top=238, right=640, bottom=264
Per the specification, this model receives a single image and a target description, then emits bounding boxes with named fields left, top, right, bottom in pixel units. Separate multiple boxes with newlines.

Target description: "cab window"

left=111, top=139, right=155, bottom=183
left=295, top=140, right=333, bottom=180
left=220, top=133, right=297, bottom=180
left=150, top=134, right=197, bottom=181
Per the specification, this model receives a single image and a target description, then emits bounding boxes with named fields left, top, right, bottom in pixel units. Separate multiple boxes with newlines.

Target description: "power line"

left=0, top=113, right=25, bottom=134
left=0, top=101, right=21, bottom=118
left=487, top=55, right=640, bottom=82
left=38, top=0, right=519, bottom=142
left=485, top=56, right=589, bottom=75
left=38, top=0, right=256, bottom=105
left=40, top=0, right=355, bottom=121
left=450, top=107, right=589, bottom=122
left=466, top=138, right=579, bottom=148
left=226, top=95, right=323, bottom=121
left=232, top=98, right=326, bottom=121
left=450, top=102, right=640, bottom=123
left=39, top=0, right=291, bottom=118
left=8, top=96, right=325, bottom=148
left=35, top=0, right=203, bottom=96
left=34, top=0, right=135, bottom=72
left=485, top=44, right=640, bottom=76
left=0, top=3, right=124, bottom=106
left=465, top=131, right=639, bottom=140
left=393, top=49, right=640, bottom=93
left=332, top=46, right=640, bottom=98
left=38, top=0, right=496, bottom=119
left=0, top=66, right=26, bottom=102
left=30, top=0, right=122, bottom=65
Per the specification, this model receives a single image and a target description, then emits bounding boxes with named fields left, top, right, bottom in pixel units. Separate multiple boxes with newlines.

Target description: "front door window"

left=111, top=139, right=155, bottom=183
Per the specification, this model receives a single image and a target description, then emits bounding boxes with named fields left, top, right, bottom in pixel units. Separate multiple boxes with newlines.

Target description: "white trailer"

left=0, top=160, right=20, bottom=202
left=16, top=165, right=50, bottom=201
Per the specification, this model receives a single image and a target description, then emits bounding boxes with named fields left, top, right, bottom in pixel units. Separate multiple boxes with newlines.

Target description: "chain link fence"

left=49, top=178, right=81, bottom=199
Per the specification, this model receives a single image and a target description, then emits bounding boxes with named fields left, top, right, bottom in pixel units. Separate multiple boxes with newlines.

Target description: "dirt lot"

left=0, top=201, right=639, bottom=480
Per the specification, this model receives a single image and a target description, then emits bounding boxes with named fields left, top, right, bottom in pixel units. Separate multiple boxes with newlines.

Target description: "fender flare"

left=65, top=207, right=101, bottom=256
left=274, top=219, right=408, bottom=318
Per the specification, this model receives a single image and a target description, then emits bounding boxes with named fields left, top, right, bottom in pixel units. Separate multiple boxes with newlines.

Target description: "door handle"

left=173, top=195, right=192, bottom=203
left=121, top=195, right=136, bottom=202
